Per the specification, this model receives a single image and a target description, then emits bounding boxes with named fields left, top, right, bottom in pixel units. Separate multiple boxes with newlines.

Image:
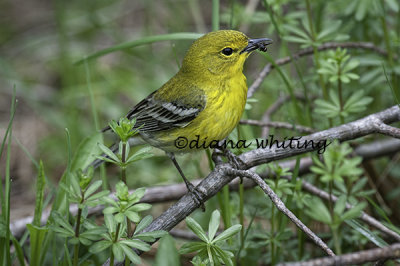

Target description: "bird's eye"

left=221, top=47, right=233, bottom=56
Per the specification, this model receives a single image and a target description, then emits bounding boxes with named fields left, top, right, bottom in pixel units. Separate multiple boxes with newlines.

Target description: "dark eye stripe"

left=221, top=47, right=233, bottom=56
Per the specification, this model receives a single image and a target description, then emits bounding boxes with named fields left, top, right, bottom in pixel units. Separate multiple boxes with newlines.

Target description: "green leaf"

left=84, top=180, right=102, bottom=198
left=75, top=32, right=204, bottom=64
left=130, top=187, right=146, bottom=201
left=126, top=147, right=153, bottom=163
left=27, top=224, right=48, bottom=266
left=11, top=235, right=26, bottom=266
left=135, top=230, right=168, bottom=242
left=33, top=161, right=46, bottom=227
left=97, top=143, right=119, bottom=163
left=334, top=195, right=347, bottom=215
left=179, top=242, right=206, bottom=254
left=120, top=239, right=150, bottom=252
left=386, top=0, right=399, bottom=11
left=89, top=240, right=112, bottom=254
left=351, top=177, right=368, bottom=194
left=208, top=210, right=220, bottom=241
left=125, top=211, right=140, bottom=223
left=85, top=190, right=110, bottom=203
left=185, top=217, right=208, bottom=242
left=305, top=198, right=332, bottom=224
left=214, top=245, right=233, bottom=266
left=70, top=133, right=103, bottom=172
left=51, top=211, right=75, bottom=234
left=212, top=224, right=242, bottom=244
left=134, top=215, right=152, bottom=234
left=115, top=213, right=125, bottom=223
left=51, top=226, right=75, bottom=237
left=155, top=234, right=181, bottom=266
left=129, top=203, right=152, bottom=212
left=112, top=243, right=124, bottom=262
left=103, top=206, right=118, bottom=214
left=346, top=219, right=388, bottom=247
left=342, top=202, right=367, bottom=220
left=120, top=243, right=142, bottom=264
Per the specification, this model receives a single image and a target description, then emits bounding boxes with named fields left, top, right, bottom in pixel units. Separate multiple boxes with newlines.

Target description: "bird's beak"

left=241, top=38, right=273, bottom=54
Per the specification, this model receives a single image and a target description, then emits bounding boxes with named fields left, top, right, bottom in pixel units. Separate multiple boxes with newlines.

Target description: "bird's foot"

left=185, top=181, right=206, bottom=211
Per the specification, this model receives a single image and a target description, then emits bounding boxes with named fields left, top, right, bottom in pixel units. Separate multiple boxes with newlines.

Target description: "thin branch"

left=259, top=93, right=311, bottom=137
left=297, top=177, right=400, bottom=242
left=279, top=243, right=400, bottom=266
left=225, top=168, right=335, bottom=257
left=240, top=119, right=315, bottom=134
left=248, top=42, right=390, bottom=98
left=374, top=120, right=400, bottom=138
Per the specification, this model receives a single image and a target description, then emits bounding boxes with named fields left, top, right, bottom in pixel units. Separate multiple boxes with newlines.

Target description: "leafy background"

left=1, top=0, right=400, bottom=265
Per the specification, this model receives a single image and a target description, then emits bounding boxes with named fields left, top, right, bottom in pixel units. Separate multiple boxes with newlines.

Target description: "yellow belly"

left=148, top=76, right=248, bottom=152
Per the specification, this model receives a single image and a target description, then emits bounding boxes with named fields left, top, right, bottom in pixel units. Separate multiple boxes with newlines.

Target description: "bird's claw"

left=186, top=182, right=206, bottom=211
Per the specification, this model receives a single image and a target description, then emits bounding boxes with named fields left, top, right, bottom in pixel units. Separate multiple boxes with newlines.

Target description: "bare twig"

left=278, top=243, right=400, bottom=266
left=225, top=168, right=335, bottom=257
left=240, top=119, right=315, bottom=134
left=298, top=177, right=400, bottom=242
left=374, top=119, right=400, bottom=138
left=259, top=93, right=310, bottom=137
left=248, top=42, right=390, bottom=98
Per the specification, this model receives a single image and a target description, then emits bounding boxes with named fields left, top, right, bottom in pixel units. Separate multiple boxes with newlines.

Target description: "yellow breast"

left=159, top=73, right=248, bottom=152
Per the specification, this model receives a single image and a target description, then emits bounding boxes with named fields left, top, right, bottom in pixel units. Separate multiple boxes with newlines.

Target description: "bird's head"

left=181, top=30, right=272, bottom=77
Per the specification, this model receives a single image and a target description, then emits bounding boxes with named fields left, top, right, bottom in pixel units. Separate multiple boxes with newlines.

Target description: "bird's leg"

left=214, top=144, right=246, bottom=183
left=168, top=153, right=205, bottom=211
left=213, top=140, right=245, bottom=170
left=222, top=148, right=245, bottom=170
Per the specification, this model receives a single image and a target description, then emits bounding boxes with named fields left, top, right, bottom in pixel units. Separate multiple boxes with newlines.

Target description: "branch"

left=259, top=93, right=312, bottom=137
left=238, top=105, right=400, bottom=169
left=225, top=168, right=335, bottom=256
left=247, top=42, right=390, bottom=98
left=279, top=243, right=400, bottom=266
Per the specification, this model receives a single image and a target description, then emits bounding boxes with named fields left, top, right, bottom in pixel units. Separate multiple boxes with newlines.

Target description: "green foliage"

left=1, top=0, right=400, bottom=265
left=318, top=48, right=360, bottom=84
left=102, top=183, right=151, bottom=224
left=311, top=141, right=363, bottom=183
left=283, top=19, right=348, bottom=48
left=155, top=234, right=181, bottom=266
left=179, top=210, right=242, bottom=266
left=109, top=117, right=140, bottom=143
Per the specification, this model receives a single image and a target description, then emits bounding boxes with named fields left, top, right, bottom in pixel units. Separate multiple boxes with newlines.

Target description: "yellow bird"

left=99, top=30, right=272, bottom=204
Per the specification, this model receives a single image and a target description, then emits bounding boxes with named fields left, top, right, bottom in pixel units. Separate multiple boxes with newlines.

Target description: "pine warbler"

left=100, top=30, right=272, bottom=205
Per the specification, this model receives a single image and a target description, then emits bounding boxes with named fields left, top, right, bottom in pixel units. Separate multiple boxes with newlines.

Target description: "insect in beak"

left=241, top=38, right=273, bottom=54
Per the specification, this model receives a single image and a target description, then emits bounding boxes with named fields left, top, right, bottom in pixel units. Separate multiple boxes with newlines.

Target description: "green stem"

left=305, top=0, right=331, bottom=126
left=120, top=142, right=132, bottom=265
left=263, top=0, right=308, bottom=126
left=380, top=0, right=398, bottom=98
left=239, top=181, right=244, bottom=249
left=222, top=186, right=232, bottom=241
left=328, top=181, right=334, bottom=219
left=73, top=193, right=84, bottom=266
left=121, top=142, right=127, bottom=184
left=337, top=66, right=344, bottom=125
left=212, top=0, right=220, bottom=31
left=270, top=205, right=276, bottom=265
left=332, top=227, right=341, bottom=255
left=110, top=223, right=121, bottom=266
